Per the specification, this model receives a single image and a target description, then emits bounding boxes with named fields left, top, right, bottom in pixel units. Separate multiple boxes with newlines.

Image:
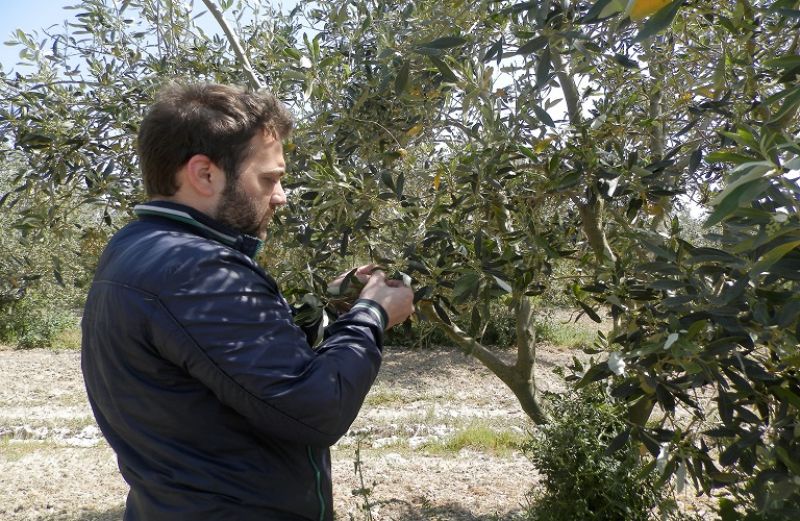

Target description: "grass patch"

left=54, top=393, right=92, bottom=408
left=56, top=416, right=97, bottom=431
left=536, top=319, right=597, bottom=349
left=363, top=387, right=458, bottom=409
left=0, top=438, right=58, bottom=462
left=363, top=386, right=417, bottom=407
left=422, top=422, right=527, bottom=456
left=50, top=323, right=82, bottom=350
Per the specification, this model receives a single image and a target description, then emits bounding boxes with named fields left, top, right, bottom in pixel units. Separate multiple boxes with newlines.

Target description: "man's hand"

left=358, top=271, right=414, bottom=330
left=327, top=264, right=377, bottom=296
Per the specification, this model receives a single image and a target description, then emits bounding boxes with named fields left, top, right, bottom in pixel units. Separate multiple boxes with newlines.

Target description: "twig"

left=15, top=80, right=103, bottom=91
left=550, top=48, right=581, bottom=125
left=352, top=117, right=401, bottom=147
left=200, top=0, right=263, bottom=90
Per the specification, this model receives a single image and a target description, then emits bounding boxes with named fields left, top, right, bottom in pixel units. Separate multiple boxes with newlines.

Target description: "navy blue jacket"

left=81, top=201, right=385, bottom=521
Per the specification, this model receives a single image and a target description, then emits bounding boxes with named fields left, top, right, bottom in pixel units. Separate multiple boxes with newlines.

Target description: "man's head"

left=137, top=83, right=293, bottom=238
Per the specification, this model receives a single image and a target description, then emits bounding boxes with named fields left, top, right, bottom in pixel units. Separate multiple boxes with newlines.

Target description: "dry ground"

left=0, top=342, right=713, bottom=520
left=0, top=343, right=566, bottom=521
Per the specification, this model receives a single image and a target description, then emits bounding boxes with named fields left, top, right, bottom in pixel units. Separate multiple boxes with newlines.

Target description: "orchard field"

left=2, top=0, right=799, bottom=519
left=0, top=339, right=638, bottom=521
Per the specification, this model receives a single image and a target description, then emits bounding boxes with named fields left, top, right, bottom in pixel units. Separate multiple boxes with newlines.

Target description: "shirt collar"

left=133, top=201, right=264, bottom=259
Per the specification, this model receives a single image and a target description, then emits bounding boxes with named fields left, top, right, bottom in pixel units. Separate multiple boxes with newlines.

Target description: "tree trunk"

left=505, top=375, right=547, bottom=425
left=418, top=300, right=548, bottom=425
left=645, top=41, right=670, bottom=233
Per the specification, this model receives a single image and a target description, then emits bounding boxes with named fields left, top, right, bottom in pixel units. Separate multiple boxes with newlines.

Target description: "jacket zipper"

left=306, top=446, right=325, bottom=521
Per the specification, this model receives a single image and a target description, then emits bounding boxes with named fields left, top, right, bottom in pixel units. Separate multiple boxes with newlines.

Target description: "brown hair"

left=137, top=83, right=293, bottom=197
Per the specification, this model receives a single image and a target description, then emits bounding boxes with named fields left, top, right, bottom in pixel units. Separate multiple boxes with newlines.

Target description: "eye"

left=260, top=171, right=285, bottom=186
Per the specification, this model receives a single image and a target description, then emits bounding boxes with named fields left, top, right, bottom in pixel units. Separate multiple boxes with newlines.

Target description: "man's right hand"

left=358, top=271, right=414, bottom=330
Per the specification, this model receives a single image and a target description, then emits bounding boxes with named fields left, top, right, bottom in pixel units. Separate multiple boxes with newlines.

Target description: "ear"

left=181, top=154, right=225, bottom=198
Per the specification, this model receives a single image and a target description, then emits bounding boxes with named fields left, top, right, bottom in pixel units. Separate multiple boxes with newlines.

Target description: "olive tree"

left=276, top=0, right=800, bottom=515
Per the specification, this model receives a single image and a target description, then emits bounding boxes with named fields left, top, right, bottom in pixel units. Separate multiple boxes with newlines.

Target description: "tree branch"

left=551, top=48, right=581, bottom=125
left=418, top=302, right=512, bottom=379
left=4, top=79, right=103, bottom=91
left=201, top=0, right=263, bottom=90
left=646, top=44, right=666, bottom=161
left=573, top=194, right=617, bottom=264
left=418, top=301, right=548, bottom=424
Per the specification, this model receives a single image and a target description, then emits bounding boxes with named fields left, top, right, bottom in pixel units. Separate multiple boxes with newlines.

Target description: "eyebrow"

left=262, top=168, right=286, bottom=176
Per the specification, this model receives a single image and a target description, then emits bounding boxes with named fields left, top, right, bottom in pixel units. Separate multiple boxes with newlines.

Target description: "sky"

left=0, top=0, right=290, bottom=73
left=0, top=0, right=75, bottom=71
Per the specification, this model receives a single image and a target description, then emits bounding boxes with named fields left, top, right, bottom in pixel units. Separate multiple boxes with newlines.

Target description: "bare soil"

left=0, top=343, right=711, bottom=520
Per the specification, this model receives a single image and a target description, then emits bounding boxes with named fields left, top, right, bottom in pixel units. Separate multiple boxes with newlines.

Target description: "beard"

left=215, top=181, right=271, bottom=239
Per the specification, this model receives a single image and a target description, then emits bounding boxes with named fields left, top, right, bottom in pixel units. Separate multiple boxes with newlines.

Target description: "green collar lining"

left=133, top=202, right=264, bottom=259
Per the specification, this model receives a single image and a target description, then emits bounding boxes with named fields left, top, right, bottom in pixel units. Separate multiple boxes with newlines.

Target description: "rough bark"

left=514, top=296, right=536, bottom=397
left=506, top=374, right=548, bottom=426
left=509, top=297, right=547, bottom=423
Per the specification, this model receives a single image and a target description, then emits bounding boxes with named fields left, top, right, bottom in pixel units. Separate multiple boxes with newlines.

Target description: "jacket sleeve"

left=152, top=251, right=383, bottom=447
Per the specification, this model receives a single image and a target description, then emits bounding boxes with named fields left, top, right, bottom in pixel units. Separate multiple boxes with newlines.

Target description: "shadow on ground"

left=365, top=497, right=526, bottom=521
left=43, top=503, right=524, bottom=521
left=37, top=501, right=529, bottom=521
left=44, top=506, right=124, bottom=521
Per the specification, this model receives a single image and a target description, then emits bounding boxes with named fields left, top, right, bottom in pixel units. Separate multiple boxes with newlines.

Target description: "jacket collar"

left=133, top=201, right=264, bottom=259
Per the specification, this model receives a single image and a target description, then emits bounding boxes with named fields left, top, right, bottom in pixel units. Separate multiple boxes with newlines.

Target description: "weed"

left=422, top=422, right=527, bottom=456
left=349, top=437, right=377, bottom=521
left=523, top=384, right=694, bottom=521
left=0, top=438, right=58, bottom=462
left=534, top=319, right=597, bottom=349
left=363, top=387, right=416, bottom=407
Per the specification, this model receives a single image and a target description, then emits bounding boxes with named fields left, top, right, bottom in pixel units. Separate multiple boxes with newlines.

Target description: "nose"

left=271, top=180, right=287, bottom=207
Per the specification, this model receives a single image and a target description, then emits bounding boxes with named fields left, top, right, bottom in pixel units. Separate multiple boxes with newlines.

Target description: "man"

left=81, top=83, right=414, bottom=521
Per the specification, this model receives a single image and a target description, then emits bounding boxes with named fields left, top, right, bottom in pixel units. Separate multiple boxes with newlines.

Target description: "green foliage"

left=0, top=159, right=96, bottom=349
left=524, top=384, right=690, bottom=521
left=594, top=136, right=800, bottom=518
left=0, top=228, right=85, bottom=349
left=1, top=0, right=304, bottom=229
left=0, top=293, right=80, bottom=349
